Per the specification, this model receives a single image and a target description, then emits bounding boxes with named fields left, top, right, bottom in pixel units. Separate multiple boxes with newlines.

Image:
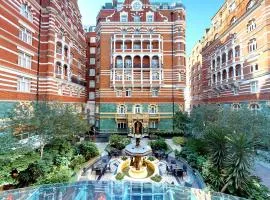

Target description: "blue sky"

left=78, top=0, right=224, bottom=55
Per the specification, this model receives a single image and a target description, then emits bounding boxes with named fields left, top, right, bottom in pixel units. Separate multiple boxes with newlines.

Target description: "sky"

left=78, top=0, right=224, bottom=55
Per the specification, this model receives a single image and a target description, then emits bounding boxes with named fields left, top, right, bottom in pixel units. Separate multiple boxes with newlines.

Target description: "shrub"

left=115, top=172, right=125, bottom=180
left=109, top=135, right=130, bottom=150
left=38, top=166, right=73, bottom=184
left=121, top=156, right=128, bottom=161
left=150, top=138, right=168, bottom=151
left=172, top=137, right=186, bottom=146
left=69, top=155, right=85, bottom=171
left=147, top=156, right=155, bottom=161
left=78, top=142, right=99, bottom=160
left=54, top=155, right=69, bottom=167
left=151, top=175, right=162, bottom=182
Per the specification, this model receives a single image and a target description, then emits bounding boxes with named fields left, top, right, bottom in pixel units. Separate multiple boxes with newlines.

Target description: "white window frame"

left=247, top=20, right=256, bottom=32
left=89, top=69, right=95, bottom=76
left=152, top=88, right=159, bottom=97
left=19, top=27, right=32, bottom=44
left=18, top=51, right=32, bottom=69
left=134, top=15, right=141, bottom=22
left=90, top=37, right=96, bottom=43
left=116, top=90, right=122, bottom=97
left=126, top=89, right=132, bottom=97
left=90, top=58, right=95, bottom=65
left=134, top=105, right=141, bottom=114
left=89, top=80, right=95, bottom=88
left=149, top=105, right=157, bottom=114
left=117, top=122, right=127, bottom=129
left=248, top=39, right=257, bottom=52
left=17, top=77, right=31, bottom=92
left=120, top=14, right=128, bottom=22
left=90, top=47, right=96, bottom=54
left=118, top=105, right=126, bottom=114
left=20, top=4, right=33, bottom=21
left=146, top=13, right=154, bottom=22
left=250, top=81, right=258, bottom=93
left=89, top=92, right=95, bottom=100
left=149, top=121, right=158, bottom=129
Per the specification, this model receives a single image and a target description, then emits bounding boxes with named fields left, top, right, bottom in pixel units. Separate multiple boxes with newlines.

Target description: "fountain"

left=117, top=138, right=158, bottom=180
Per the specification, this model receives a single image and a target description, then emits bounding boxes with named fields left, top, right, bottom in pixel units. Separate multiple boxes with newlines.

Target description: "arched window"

left=230, top=16, right=237, bottom=25
left=249, top=103, right=260, bottom=112
left=232, top=103, right=241, bottom=111
left=248, top=39, right=257, bottom=52
left=117, top=105, right=126, bottom=114
left=56, top=42, right=62, bottom=54
left=149, top=105, right=157, bottom=114
left=55, top=62, right=62, bottom=75
left=246, top=0, right=256, bottom=11
left=134, top=105, right=141, bottom=114
left=247, top=19, right=256, bottom=32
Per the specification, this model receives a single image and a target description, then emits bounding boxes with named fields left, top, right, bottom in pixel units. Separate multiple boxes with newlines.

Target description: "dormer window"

left=146, top=13, right=154, bottom=22
left=20, top=4, right=33, bottom=21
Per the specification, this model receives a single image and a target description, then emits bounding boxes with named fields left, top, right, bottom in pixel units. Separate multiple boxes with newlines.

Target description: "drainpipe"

left=171, top=12, right=175, bottom=133
left=37, top=0, right=42, bottom=102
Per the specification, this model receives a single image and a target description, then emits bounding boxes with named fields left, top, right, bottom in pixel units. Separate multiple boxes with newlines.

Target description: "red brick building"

left=188, top=0, right=270, bottom=113
left=94, top=0, right=186, bottom=135
left=0, top=0, right=86, bottom=118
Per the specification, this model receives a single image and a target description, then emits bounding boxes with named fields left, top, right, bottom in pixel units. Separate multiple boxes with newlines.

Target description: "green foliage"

left=38, top=166, right=73, bottom=185
left=69, top=155, right=85, bottom=171
left=147, top=156, right=155, bottom=161
left=173, top=111, right=190, bottom=134
left=121, top=156, right=128, bottom=161
left=17, top=162, right=45, bottom=188
left=7, top=102, right=89, bottom=158
left=150, top=175, right=162, bottom=182
left=172, top=137, right=186, bottom=146
left=109, top=134, right=130, bottom=150
left=115, top=172, right=125, bottom=180
left=243, top=177, right=270, bottom=200
left=78, top=141, right=99, bottom=160
left=149, top=138, right=168, bottom=151
left=185, top=138, right=207, bottom=155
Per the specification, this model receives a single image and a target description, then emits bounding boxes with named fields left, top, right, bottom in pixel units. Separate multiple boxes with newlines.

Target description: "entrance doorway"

left=134, top=121, right=143, bottom=134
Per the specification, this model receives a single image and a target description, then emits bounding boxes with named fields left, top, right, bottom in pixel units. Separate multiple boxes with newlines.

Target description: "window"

left=115, top=73, right=123, bottom=81
left=90, top=37, right=96, bottom=43
left=125, top=73, right=132, bottom=81
left=118, top=122, right=127, bottom=129
left=152, top=72, right=160, bottom=80
left=250, top=81, right=258, bottom=93
left=135, top=105, right=141, bottom=113
left=20, top=4, right=33, bottom=21
left=19, top=27, right=32, bottom=44
left=89, top=69, right=95, bottom=76
left=55, top=62, right=62, bottom=75
left=147, top=14, right=154, bottom=22
left=250, top=64, right=259, bottom=72
left=152, top=88, right=159, bottom=97
left=134, top=15, right=141, bottom=22
left=247, top=0, right=255, bottom=11
left=18, top=52, right=32, bottom=69
left=232, top=104, right=241, bottom=111
left=116, top=90, right=122, bottom=97
left=233, top=87, right=239, bottom=95
left=149, top=121, right=158, bottom=129
left=149, top=105, right=157, bottom=114
left=90, top=47, right=95, bottom=54
left=235, top=46, right=240, bottom=57
left=17, top=77, right=30, bottom=92
left=89, top=92, right=95, bottom=100
left=248, top=39, right=257, bottom=52
left=249, top=103, right=260, bottom=111
left=134, top=44, right=141, bottom=49
left=229, top=1, right=236, bottom=12
left=90, top=58, right=95, bottom=65
left=126, top=89, right=131, bottom=97
left=247, top=19, right=256, bottom=32
left=118, top=105, right=126, bottom=114
left=89, top=80, right=95, bottom=88
left=230, top=17, right=237, bottom=25
left=120, top=14, right=128, bottom=22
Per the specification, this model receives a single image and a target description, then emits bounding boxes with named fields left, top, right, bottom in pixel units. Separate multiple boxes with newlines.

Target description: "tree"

left=109, top=134, right=130, bottom=150
left=8, top=102, right=89, bottom=159
left=173, top=111, right=190, bottom=135
left=204, top=125, right=230, bottom=171
left=221, top=133, right=256, bottom=193
left=78, top=142, right=99, bottom=160
left=190, top=105, right=220, bottom=137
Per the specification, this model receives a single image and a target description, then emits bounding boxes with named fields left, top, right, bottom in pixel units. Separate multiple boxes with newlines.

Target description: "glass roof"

left=0, top=181, right=246, bottom=200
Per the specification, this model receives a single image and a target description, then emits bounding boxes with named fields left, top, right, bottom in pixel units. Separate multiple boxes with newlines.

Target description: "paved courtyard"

left=253, top=161, right=270, bottom=189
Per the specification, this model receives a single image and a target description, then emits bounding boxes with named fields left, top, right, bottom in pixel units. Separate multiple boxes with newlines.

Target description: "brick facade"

left=188, top=0, right=270, bottom=112
left=0, top=0, right=87, bottom=119
left=93, top=0, right=186, bottom=135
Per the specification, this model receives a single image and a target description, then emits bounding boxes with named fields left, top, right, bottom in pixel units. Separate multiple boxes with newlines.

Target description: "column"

left=113, top=56, right=116, bottom=86
left=131, top=39, right=134, bottom=52
left=215, top=73, right=218, bottom=85
left=141, top=56, right=143, bottom=88
left=233, top=65, right=236, bottom=81
left=122, top=56, right=125, bottom=86
left=150, top=56, right=152, bottom=86
left=241, top=64, right=244, bottom=79
left=122, top=40, right=125, bottom=52
left=132, top=56, right=134, bottom=88
left=220, top=71, right=222, bottom=83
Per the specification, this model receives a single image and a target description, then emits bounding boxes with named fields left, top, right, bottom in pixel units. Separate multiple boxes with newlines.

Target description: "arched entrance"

left=134, top=121, right=143, bottom=134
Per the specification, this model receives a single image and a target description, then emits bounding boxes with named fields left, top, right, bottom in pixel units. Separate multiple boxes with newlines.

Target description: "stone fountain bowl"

left=124, top=142, right=152, bottom=156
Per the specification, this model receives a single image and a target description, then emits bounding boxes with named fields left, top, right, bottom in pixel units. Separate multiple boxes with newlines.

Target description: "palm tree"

left=204, top=124, right=229, bottom=171
left=221, top=133, right=256, bottom=193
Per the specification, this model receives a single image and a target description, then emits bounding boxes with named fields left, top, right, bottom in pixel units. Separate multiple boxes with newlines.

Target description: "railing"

left=0, top=181, right=246, bottom=200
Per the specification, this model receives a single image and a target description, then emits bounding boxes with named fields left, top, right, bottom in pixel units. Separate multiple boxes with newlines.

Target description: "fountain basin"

left=117, top=158, right=158, bottom=180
